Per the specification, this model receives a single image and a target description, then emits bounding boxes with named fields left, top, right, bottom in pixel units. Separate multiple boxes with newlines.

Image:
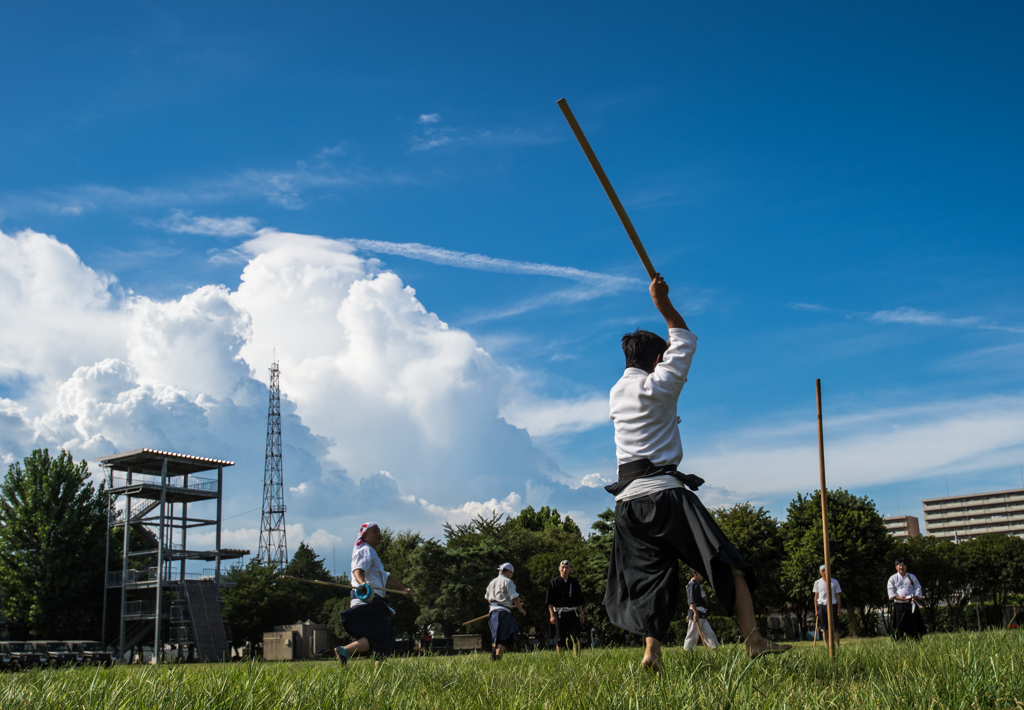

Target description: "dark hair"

left=622, top=329, right=668, bottom=371
left=691, top=568, right=700, bottom=578
left=894, top=557, right=906, bottom=566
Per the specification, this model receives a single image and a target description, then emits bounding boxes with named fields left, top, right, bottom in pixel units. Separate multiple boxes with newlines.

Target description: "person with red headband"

left=334, top=522, right=415, bottom=666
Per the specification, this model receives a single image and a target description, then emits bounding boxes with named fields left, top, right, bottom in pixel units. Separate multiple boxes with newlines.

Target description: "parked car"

left=0, top=645, right=13, bottom=672
left=66, top=640, right=115, bottom=666
left=0, top=642, right=46, bottom=670
left=32, top=640, right=79, bottom=668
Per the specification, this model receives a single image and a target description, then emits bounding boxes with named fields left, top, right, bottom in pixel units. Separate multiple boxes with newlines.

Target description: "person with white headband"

left=334, top=522, right=415, bottom=667
left=485, top=562, right=526, bottom=660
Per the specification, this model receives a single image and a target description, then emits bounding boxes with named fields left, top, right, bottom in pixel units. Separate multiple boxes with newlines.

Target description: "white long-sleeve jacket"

left=609, top=328, right=696, bottom=501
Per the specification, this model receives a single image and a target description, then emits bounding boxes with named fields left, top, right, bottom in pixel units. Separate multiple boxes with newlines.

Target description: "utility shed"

left=264, top=621, right=332, bottom=660
left=99, top=448, right=249, bottom=663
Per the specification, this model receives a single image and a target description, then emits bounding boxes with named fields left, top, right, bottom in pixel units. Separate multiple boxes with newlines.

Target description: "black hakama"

left=488, top=608, right=518, bottom=648
left=604, top=487, right=754, bottom=642
left=341, top=596, right=395, bottom=657
left=891, top=602, right=925, bottom=640
left=555, top=610, right=582, bottom=648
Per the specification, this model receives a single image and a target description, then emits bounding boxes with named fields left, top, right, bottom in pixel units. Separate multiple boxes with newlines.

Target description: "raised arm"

left=650, top=274, right=688, bottom=332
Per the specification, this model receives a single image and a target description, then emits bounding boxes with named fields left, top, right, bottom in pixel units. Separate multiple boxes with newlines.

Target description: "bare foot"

left=746, top=635, right=792, bottom=659
left=640, top=636, right=663, bottom=673
left=640, top=653, right=662, bottom=673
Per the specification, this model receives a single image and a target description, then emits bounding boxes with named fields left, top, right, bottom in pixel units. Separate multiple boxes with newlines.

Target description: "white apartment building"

left=922, top=488, right=1024, bottom=541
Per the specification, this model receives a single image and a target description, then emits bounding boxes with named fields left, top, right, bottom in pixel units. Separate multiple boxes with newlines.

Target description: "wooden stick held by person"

left=485, top=563, right=526, bottom=660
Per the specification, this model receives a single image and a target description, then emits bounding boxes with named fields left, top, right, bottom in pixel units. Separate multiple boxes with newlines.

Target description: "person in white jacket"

left=603, top=273, right=790, bottom=672
left=887, top=558, right=925, bottom=639
left=485, top=563, right=526, bottom=660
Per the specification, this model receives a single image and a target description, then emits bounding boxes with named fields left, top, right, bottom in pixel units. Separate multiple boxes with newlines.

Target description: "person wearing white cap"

left=485, top=563, right=526, bottom=660
left=812, top=564, right=842, bottom=643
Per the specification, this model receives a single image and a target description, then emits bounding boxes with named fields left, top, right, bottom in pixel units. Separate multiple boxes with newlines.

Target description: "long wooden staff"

left=557, top=98, right=658, bottom=280
left=461, top=613, right=491, bottom=627
left=694, top=612, right=710, bottom=647
left=813, top=614, right=819, bottom=647
left=816, top=379, right=837, bottom=659
left=282, top=575, right=414, bottom=597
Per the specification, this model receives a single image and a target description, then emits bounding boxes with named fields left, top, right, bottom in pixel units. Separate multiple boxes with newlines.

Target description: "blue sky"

left=2, top=2, right=1023, bottom=562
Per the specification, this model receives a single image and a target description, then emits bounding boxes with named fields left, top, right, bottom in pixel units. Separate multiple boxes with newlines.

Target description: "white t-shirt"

left=485, top=574, right=518, bottom=612
left=813, top=577, right=842, bottom=605
left=350, top=544, right=389, bottom=607
left=609, top=328, right=696, bottom=502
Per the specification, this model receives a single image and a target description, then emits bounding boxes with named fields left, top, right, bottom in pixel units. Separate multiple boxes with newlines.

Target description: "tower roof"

left=96, top=448, right=234, bottom=477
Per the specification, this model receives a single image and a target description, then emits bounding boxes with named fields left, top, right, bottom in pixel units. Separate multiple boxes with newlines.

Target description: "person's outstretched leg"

left=641, top=637, right=662, bottom=672
left=732, top=574, right=791, bottom=658
left=335, top=637, right=370, bottom=666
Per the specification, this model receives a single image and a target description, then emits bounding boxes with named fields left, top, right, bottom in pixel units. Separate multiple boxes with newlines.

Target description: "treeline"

left=2, top=448, right=1023, bottom=646
left=223, top=490, right=1024, bottom=648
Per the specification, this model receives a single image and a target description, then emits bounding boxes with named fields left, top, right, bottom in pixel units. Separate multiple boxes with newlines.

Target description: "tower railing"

left=110, top=475, right=217, bottom=493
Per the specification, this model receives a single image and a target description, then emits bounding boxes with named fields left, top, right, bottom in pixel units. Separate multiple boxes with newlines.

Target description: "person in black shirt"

left=546, top=559, right=586, bottom=655
left=684, top=569, right=719, bottom=650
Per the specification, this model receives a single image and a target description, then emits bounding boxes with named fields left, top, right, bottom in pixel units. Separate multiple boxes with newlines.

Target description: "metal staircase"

left=183, top=581, right=230, bottom=662
left=111, top=620, right=157, bottom=659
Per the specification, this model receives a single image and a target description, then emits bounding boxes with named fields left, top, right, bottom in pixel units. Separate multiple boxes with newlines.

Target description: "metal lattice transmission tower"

left=258, top=360, right=288, bottom=569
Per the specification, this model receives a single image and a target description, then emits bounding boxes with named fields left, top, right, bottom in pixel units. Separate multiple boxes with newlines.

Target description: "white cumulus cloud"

left=0, top=226, right=608, bottom=558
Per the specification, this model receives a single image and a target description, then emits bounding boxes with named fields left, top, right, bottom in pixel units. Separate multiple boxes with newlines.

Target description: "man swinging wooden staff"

left=557, top=98, right=792, bottom=672
left=485, top=563, right=526, bottom=660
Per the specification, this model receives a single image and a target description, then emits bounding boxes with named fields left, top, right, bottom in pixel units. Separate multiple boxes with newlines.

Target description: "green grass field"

left=2, top=632, right=1021, bottom=709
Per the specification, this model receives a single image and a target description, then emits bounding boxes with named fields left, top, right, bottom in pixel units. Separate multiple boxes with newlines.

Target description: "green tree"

left=960, top=534, right=1024, bottom=627
left=0, top=448, right=107, bottom=639
left=282, top=542, right=340, bottom=625
left=221, top=560, right=291, bottom=648
left=711, top=502, right=785, bottom=613
left=377, top=529, right=423, bottom=641
left=781, top=489, right=893, bottom=636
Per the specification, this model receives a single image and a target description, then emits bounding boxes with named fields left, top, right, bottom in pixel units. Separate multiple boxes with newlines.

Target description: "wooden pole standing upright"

left=816, top=378, right=837, bottom=659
